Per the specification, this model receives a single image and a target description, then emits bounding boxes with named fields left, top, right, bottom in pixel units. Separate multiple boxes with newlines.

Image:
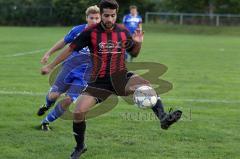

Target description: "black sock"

left=151, top=96, right=166, bottom=120
left=73, top=121, right=86, bottom=149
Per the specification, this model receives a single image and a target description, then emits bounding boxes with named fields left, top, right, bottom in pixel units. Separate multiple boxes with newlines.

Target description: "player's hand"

left=132, top=28, right=144, bottom=43
left=41, top=64, right=53, bottom=75
left=40, top=54, right=50, bottom=64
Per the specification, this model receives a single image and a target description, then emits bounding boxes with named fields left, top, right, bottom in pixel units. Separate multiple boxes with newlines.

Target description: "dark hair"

left=98, top=0, right=119, bottom=13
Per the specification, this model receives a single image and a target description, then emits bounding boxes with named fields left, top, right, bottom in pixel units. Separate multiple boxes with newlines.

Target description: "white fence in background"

left=145, top=12, right=240, bottom=26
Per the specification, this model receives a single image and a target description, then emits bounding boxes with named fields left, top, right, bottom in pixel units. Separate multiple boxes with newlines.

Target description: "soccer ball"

left=133, top=85, right=158, bottom=109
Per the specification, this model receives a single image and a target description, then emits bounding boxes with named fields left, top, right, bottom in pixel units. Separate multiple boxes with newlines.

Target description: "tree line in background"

left=0, top=0, right=157, bottom=26
left=0, top=0, right=239, bottom=26
left=159, top=0, right=240, bottom=15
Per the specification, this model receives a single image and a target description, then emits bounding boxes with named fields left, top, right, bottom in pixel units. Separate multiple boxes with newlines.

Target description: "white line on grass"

left=0, top=90, right=240, bottom=104
left=164, top=98, right=240, bottom=104
left=1, top=48, right=47, bottom=57
left=0, top=90, right=45, bottom=96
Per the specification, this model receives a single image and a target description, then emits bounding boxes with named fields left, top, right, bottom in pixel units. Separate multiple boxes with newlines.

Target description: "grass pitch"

left=0, top=24, right=240, bottom=159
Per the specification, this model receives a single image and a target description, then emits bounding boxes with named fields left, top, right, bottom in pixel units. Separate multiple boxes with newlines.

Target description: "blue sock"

left=42, top=103, right=65, bottom=124
left=45, top=95, right=56, bottom=108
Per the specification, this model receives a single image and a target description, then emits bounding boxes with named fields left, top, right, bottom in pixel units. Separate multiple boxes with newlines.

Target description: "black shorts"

left=84, top=71, right=134, bottom=103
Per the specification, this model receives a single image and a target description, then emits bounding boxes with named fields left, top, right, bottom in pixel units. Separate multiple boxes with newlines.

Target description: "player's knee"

left=61, top=97, right=73, bottom=109
left=74, top=103, right=90, bottom=118
left=73, top=109, right=86, bottom=121
left=48, top=92, right=60, bottom=100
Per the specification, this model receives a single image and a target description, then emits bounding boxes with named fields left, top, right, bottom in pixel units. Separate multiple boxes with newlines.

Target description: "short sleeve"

left=64, top=26, right=78, bottom=43
left=123, top=15, right=126, bottom=23
left=123, top=15, right=128, bottom=25
left=64, top=25, right=86, bottom=44
left=125, top=30, right=134, bottom=52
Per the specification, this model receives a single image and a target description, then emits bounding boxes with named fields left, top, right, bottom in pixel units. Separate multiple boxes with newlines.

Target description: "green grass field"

left=0, top=24, right=240, bottom=159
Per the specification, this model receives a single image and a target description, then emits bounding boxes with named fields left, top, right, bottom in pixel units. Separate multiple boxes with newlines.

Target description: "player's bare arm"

left=41, top=38, right=66, bottom=64
left=41, top=46, right=73, bottom=75
left=130, top=29, right=144, bottom=56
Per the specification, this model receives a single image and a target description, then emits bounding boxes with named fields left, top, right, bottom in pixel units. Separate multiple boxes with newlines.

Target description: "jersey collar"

left=130, top=13, right=138, bottom=17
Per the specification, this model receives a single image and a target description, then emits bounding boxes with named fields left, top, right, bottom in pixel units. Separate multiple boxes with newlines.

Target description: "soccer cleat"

left=37, top=104, right=49, bottom=116
left=41, top=122, right=51, bottom=131
left=70, top=145, right=87, bottom=159
left=160, top=109, right=182, bottom=130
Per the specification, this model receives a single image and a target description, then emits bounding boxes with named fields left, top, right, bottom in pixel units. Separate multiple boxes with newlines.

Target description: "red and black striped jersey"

left=70, top=22, right=134, bottom=79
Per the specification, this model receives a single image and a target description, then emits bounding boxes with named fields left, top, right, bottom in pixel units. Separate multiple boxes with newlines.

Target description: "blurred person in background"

left=123, top=5, right=142, bottom=62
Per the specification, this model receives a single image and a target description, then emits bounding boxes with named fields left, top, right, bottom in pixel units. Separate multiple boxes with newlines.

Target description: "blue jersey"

left=64, top=24, right=90, bottom=58
left=63, top=24, right=92, bottom=79
left=123, top=14, right=142, bottom=35
left=51, top=24, right=92, bottom=100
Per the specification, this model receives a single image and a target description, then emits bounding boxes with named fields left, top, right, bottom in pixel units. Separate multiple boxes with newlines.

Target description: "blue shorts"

left=49, top=54, right=92, bottom=101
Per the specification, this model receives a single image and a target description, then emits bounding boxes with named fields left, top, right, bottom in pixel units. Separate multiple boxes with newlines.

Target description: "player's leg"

left=124, top=74, right=166, bottom=119
left=37, top=88, right=61, bottom=116
left=37, top=82, right=66, bottom=131
left=40, top=57, right=91, bottom=131
left=37, top=65, right=70, bottom=116
left=38, top=65, right=74, bottom=131
left=40, top=72, right=87, bottom=131
left=70, top=94, right=96, bottom=159
left=70, top=79, right=114, bottom=159
left=125, top=74, right=182, bottom=130
left=40, top=96, right=72, bottom=131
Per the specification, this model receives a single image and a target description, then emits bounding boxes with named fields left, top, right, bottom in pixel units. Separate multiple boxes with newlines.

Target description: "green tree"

left=0, top=0, right=159, bottom=26
left=160, top=0, right=240, bottom=14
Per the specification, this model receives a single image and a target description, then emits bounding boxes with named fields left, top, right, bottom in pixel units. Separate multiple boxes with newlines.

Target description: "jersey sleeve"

left=70, top=30, right=90, bottom=52
left=64, top=26, right=78, bottom=44
left=123, top=15, right=127, bottom=25
left=64, top=25, right=86, bottom=44
left=125, top=30, right=134, bottom=52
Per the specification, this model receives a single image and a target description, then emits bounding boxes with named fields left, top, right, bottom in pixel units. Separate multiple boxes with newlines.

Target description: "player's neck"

left=100, top=22, right=115, bottom=31
left=130, top=13, right=137, bottom=17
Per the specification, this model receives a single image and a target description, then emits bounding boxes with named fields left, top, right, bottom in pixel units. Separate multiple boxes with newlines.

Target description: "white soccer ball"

left=133, top=85, right=157, bottom=109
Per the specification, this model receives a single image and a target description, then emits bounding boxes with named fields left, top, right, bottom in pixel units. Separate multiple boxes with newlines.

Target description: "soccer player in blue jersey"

left=40, top=5, right=100, bottom=65
left=123, top=5, right=142, bottom=62
left=37, top=5, right=101, bottom=131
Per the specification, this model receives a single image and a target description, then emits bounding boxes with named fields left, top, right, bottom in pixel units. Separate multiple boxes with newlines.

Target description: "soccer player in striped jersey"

left=37, top=5, right=101, bottom=131
left=123, top=5, right=142, bottom=62
left=41, top=0, right=182, bottom=158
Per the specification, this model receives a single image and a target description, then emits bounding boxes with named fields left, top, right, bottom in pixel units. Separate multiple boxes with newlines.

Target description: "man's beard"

left=104, top=22, right=113, bottom=29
